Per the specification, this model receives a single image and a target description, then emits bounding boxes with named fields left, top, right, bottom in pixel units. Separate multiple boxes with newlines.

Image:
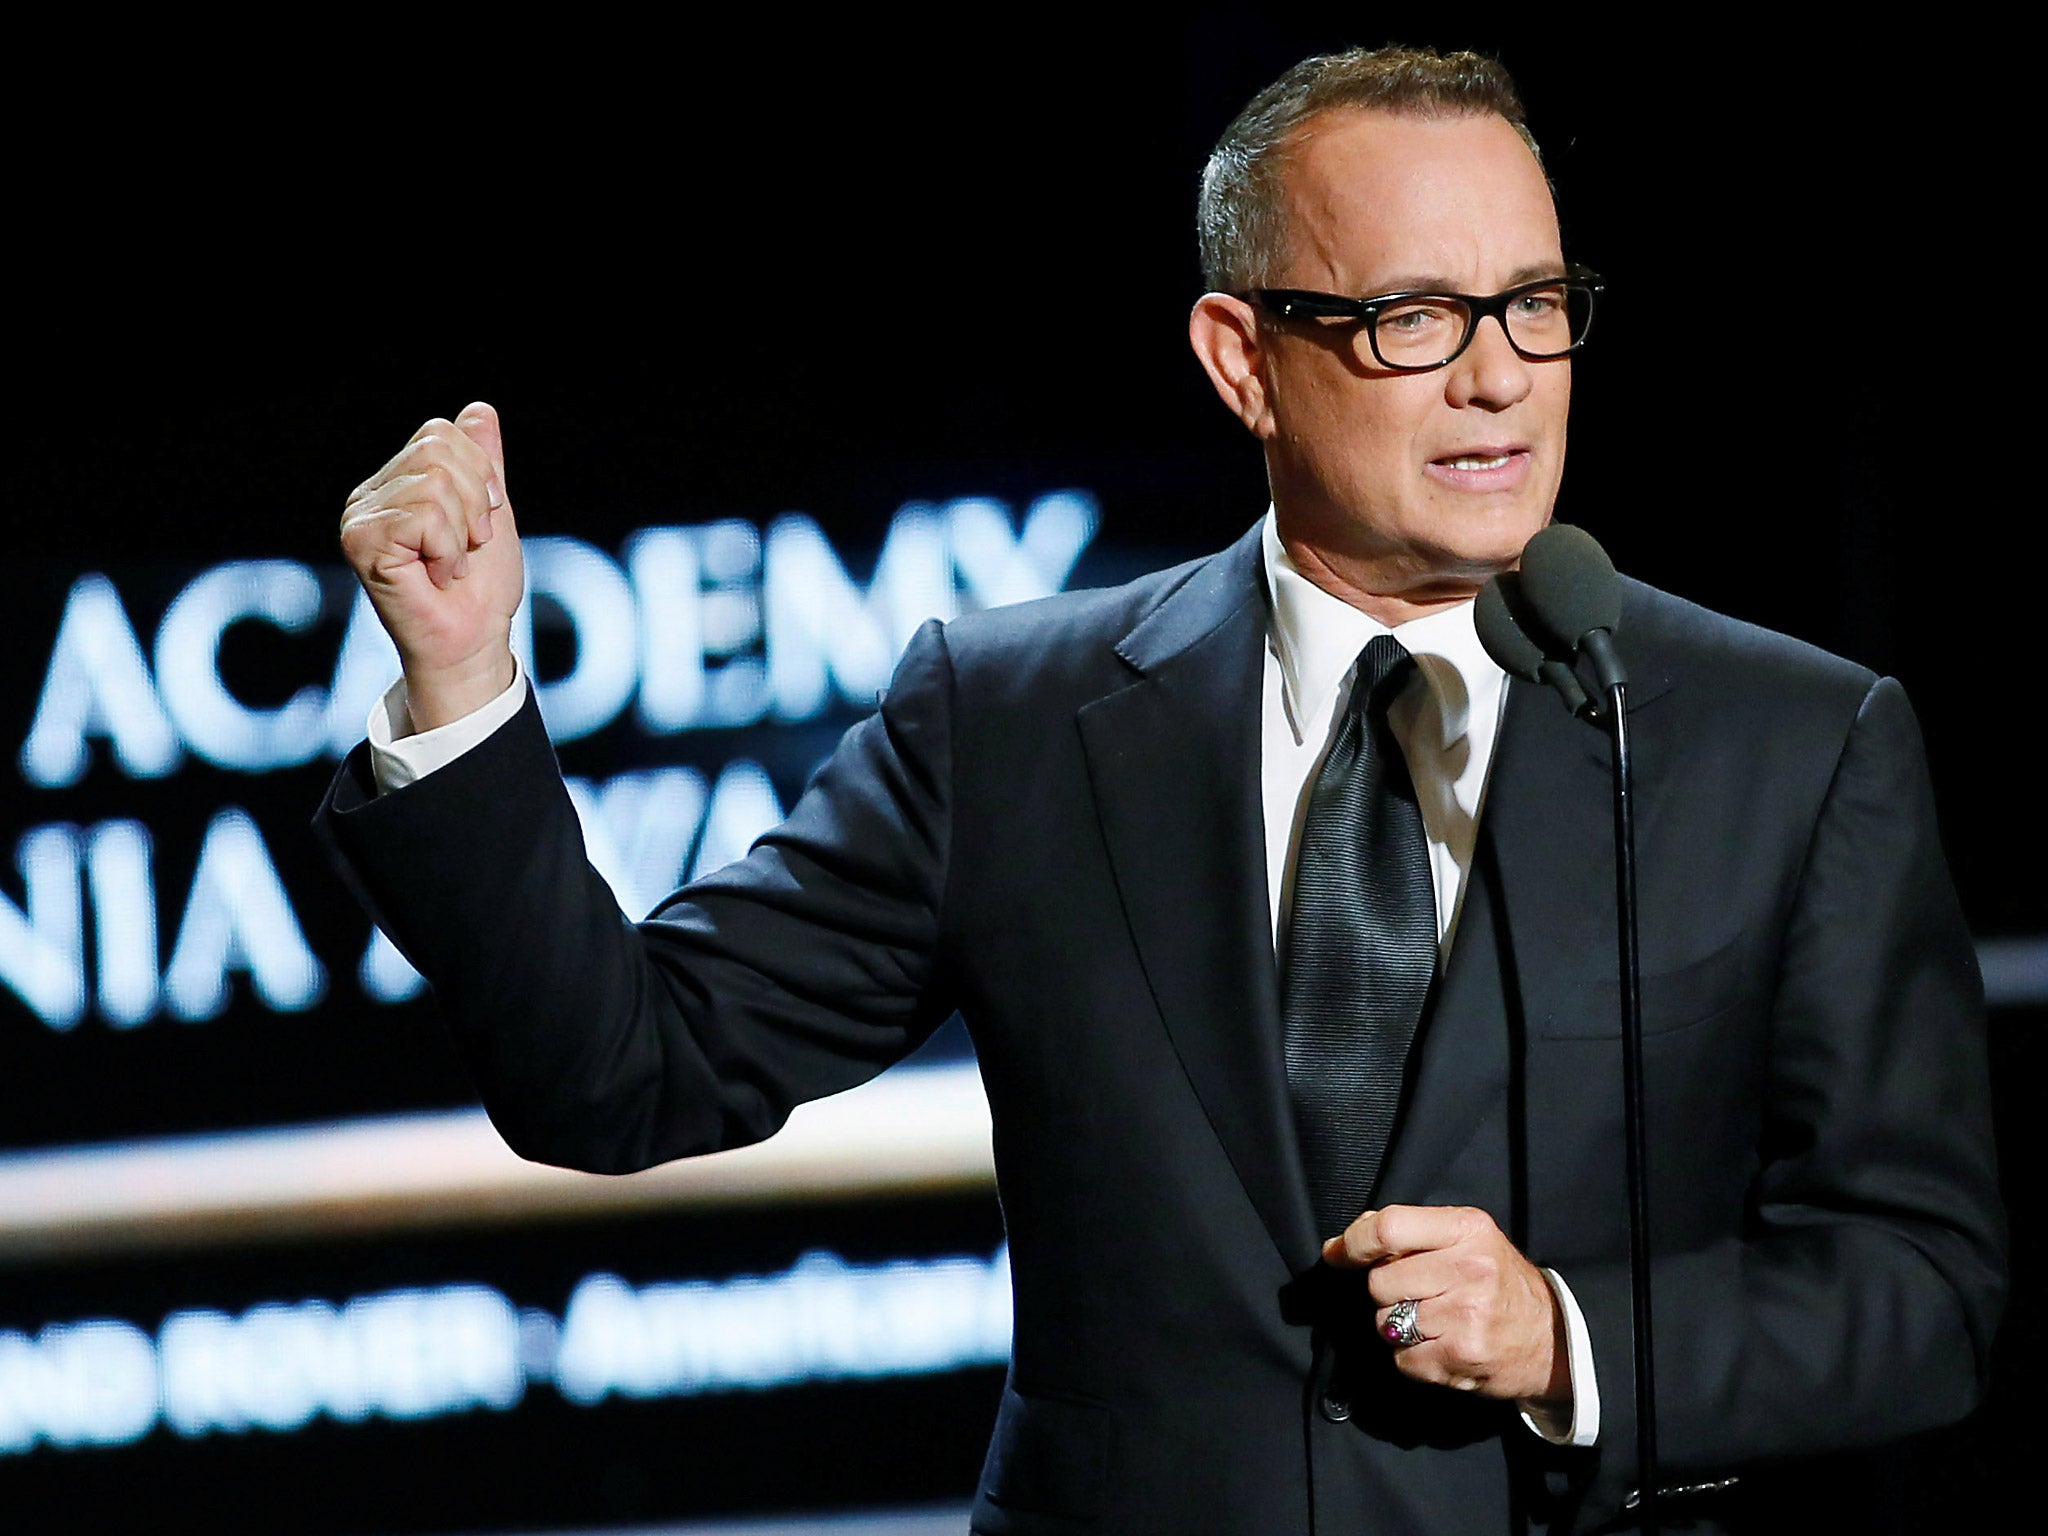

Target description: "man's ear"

left=1188, top=293, right=1274, bottom=438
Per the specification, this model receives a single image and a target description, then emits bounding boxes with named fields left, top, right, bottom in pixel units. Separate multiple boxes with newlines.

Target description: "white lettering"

left=154, top=561, right=328, bottom=772
left=0, top=1320, right=158, bottom=1452
left=322, top=588, right=402, bottom=758
left=560, top=759, right=784, bottom=917
left=764, top=509, right=951, bottom=720
left=19, top=497, right=1098, bottom=789
left=162, top=809, right=325, bottom=1021
left=629, top=528, right=703, bottom=731
left=358, top=926, right=425, bottom=1005
left=85, top=820, right=158, bottom=1027
left=691, top=760, right=784, bottom=880
left=159, top=1287, right=521, bottom=1439
left=4, top=1253, right=1003, bottom=1457
left=0, top=825, right=86, bottom=1028
left=342, top=1287, right=523, bottom=1421
left=161, top=1303, right=340, bottom=1435
left=19, top=575, right=181, bottom=787
left=552, top=1246, right=1011, bottom=1407
left=566, top=768, right=708, bottom=920
left=631, top=520, right=770, bottom=732
left=949, top=491, right=1098, bottom=608
left=524, top=537, right=638, bottom=742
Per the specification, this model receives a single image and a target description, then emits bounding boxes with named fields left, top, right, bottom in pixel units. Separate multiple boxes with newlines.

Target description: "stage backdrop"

left=2, top=18, right=2032, bottom=1534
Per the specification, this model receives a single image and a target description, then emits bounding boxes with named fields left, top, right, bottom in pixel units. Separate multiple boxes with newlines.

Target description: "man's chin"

left=1430, top=509, right=1558, bottom=579
left=1414, top=539, right=1534, bottom=587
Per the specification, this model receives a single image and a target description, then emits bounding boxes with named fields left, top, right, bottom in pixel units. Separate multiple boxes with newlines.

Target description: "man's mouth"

left=1423, top=446, right=1532, bottom=491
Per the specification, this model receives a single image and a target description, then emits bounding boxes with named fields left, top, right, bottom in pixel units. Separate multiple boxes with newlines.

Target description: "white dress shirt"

left=366, top=512, right=1597, bottom=1444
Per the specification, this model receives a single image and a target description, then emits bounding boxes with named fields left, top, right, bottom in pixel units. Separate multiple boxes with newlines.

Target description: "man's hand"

left=1323, top=1204, right=1569, bottom=1406
left=340, top=402, right=523, bottom=733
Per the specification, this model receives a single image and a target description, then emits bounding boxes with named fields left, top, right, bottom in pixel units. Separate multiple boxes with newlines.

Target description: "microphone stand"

left=1585, top=633, right=1658, bottom=1534
left=1477, top=551, right=1664, bottom=1528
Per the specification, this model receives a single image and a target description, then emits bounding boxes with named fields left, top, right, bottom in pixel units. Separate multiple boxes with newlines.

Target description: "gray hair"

left=1197, top=45, right=1542, bottom=293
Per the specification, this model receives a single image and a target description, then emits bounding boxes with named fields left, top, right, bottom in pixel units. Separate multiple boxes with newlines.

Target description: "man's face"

left=1255, top=110, right=1571, bottom=603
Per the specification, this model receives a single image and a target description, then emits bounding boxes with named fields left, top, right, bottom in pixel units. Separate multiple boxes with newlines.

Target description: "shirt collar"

left=1260, top=509, right=1504, bottom=750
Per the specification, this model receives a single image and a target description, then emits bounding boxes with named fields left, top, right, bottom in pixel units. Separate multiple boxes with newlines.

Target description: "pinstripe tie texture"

left=1282, top=633, right=1438, bottom=1240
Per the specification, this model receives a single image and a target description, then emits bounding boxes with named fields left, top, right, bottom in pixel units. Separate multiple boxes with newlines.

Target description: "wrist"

left=1516, top=1274, right=1572, bottom=1407
left=402, top=647, right=519, bottom=734
left=1537, top=1303, right=1572, bottom=1405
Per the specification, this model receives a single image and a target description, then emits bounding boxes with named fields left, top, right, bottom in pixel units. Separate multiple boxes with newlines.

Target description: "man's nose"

left=1445, top=313, right=1535, bottom=410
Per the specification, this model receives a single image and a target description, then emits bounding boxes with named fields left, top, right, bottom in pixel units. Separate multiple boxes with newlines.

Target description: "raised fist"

left=340, top=402, right=523, bottom=732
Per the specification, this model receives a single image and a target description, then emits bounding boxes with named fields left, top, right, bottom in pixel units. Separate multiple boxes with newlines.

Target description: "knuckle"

left=415, top=510, right=458, bottom=550
left=341, top=509, right=405, bottom=564
left=418, top=480, right=470, bottom=524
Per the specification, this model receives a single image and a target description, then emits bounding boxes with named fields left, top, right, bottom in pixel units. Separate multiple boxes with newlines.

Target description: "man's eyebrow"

left=1359, top=262, right=1572, bottom=296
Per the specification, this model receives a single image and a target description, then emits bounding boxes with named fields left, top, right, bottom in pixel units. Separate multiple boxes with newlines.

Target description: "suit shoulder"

left=1622, top=577, right=1880, bottom=712
left=936, top=544, right=1233, bottom=691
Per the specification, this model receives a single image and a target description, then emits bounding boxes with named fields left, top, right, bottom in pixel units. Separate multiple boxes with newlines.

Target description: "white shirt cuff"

left=1519, top=1266, right=1599, bottom=1447
left=366, top=660, right=531, bottom=794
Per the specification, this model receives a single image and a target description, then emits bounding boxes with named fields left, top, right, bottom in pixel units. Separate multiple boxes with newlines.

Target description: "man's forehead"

left=1276, top=108, right=1560, bottom=285
left=1281, top=109, right=1551, bottom=213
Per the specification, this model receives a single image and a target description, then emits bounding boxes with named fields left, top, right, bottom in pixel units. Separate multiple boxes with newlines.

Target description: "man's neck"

left=1277, top=531, right=1489, bottom=628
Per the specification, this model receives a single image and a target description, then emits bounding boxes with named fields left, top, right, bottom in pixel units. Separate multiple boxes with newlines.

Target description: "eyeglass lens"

left=1371, top=283, right=1593, bottom=368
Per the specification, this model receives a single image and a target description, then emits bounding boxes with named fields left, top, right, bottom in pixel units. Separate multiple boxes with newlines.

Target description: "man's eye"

left=1510, top=288, right=1566, bottom=317
left=1378, top=304, right=1453, bottom=334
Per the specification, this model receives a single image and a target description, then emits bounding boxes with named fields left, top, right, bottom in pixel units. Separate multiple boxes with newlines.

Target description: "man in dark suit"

left=319, top=46, right=2004, bottom=1535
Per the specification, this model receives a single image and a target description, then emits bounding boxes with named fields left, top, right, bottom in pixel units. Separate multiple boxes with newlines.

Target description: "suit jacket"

left=318, top=521, right=2005, bottom=1534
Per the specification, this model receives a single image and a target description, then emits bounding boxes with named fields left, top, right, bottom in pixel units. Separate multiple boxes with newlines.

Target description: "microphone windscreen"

left=1474, top=574, right=1547, bottom=682
left=1517, top=522, right=1622, bottom=650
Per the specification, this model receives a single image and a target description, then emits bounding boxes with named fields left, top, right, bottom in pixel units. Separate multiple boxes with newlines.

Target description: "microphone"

left=1516, top=522, right=1627, bottom=692
left=1474, top=571, right=1598, bottom=721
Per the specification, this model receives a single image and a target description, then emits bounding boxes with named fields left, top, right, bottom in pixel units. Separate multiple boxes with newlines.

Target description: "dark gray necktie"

left=1282, top=633, right=1438, bottom=1239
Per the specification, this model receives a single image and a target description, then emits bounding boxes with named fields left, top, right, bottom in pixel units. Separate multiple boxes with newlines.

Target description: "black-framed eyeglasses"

left=1243, top=268, right=1603, bottom=373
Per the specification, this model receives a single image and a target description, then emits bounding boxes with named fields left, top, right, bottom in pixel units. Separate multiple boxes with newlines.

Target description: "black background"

left=2, top=15, right=2032, bottom=1533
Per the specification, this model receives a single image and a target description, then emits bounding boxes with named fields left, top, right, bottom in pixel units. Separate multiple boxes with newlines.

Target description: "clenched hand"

left=1324, top=1203, right=1570, bottom=1407
left=340, top=402, right=523, bottom=733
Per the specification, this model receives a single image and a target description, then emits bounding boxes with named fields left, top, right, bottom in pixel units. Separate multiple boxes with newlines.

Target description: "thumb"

left=455, top=400, right=508, bottom=503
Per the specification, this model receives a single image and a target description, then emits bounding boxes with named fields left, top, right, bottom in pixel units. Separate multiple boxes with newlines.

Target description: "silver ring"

left=1383, top=1298, right=1424, bottom=1348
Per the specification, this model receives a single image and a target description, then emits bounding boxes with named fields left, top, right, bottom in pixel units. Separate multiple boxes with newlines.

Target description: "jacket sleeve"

left=1560, top=674, right=2007, bottom=1523
left=314, top=620, right=959, bottom=1174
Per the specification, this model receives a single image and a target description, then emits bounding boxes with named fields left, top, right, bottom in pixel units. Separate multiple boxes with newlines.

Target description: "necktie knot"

left=1346, top=633, right=1416, bottom=720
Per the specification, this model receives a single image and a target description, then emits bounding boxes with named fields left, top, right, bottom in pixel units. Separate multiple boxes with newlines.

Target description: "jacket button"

left=1319, top=1392, right=1351, bottom=1423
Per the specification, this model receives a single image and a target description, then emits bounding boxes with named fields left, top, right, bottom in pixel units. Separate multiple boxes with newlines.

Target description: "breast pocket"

left=1533, top=922, right=1773, bottom=1041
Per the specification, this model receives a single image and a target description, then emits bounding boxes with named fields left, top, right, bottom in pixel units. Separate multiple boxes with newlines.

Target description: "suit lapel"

left=1481, top=606, right=1684, bottom=1035
left=1076, top=525, right=1320, bottom=1270
left=1072, top=555, right=1682, bottom=1267
left=1472, top=677, right=1618, bottom=1035
left=1368, top=814, right=1517, bottom=1212
left=1367, top=676, right=1610, bottom=1221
